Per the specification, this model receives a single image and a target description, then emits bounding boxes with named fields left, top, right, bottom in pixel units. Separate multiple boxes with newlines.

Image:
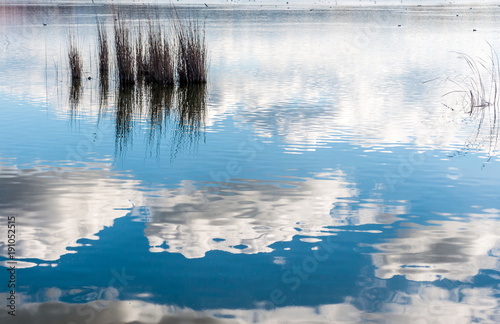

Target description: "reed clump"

left=114, top=13, right=135, bottom=85
left=175, top=17, right=207, bottom=85
left=68, top=33, right=83, bottom=80
left=65, top=7, right=209, bottom=89
left=145, top=16, right=175, bottom=85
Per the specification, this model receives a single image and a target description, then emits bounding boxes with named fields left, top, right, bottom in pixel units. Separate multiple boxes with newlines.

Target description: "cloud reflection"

left=144, top=171, right=407, bottom=258
left=1, top=283, right=498, bottom=324
left=0, top=162, right=143, bottom=265
left=372, top=212, right=500, bottom=282
left=0, top=161, right=408, bottom=264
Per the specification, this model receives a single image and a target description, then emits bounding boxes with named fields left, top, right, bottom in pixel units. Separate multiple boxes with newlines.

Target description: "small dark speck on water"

left=473, top=29, right=477, bottom=32
left=88, top=77, right=92, bottom=80
left=398, top=25, right=401, bottom=27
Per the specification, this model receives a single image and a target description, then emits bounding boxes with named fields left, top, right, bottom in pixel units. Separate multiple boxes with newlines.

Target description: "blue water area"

left=0, top=3, right=499, bottom=323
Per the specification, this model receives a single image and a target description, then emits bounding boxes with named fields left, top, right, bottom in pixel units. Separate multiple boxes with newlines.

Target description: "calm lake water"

left=1, top=2, right=500, bottom=323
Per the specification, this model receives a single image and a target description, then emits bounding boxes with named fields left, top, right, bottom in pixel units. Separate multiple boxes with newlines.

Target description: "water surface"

left=0, top=2, right=499, bottom=323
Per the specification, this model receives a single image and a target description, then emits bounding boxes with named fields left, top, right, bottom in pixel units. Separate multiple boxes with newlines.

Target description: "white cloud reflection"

left=0, top=283, right=498, bottom=323
left=0, top=162, right=144, bottom=266
left=372, top=212, right=500, bottom=282
left=0, top=160, right=408, bottom=264
left=143, top=171, right=409, bottom=258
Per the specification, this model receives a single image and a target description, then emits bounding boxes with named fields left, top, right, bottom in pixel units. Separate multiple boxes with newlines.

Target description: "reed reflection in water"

left=98, top=71, right=109, bottom=116
left=79, top=81, right=208, bottom=157
left=115, top=84, right=136, bottom=152
left=442, top=45, right=500, bottom=160
left=172, top=84, right=207, bottom=157
left=147, top=83, right=174, bottom=156
left=69, top=77, right=82, bottom=116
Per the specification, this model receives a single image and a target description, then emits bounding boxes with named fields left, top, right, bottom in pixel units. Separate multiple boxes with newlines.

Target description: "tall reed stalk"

left=97, top=22, right=109, bottom=77
left=145, top=14, right=175, bottom=85
left=114, top=12, right=135, bottom=85
left=136, top=23, right=147, bottom=79
left=175, top=16, right=207, bottom=85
